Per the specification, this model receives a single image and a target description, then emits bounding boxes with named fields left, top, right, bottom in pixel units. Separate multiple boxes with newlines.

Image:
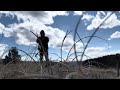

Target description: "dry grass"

left=0, top=62, right=119, bottom=79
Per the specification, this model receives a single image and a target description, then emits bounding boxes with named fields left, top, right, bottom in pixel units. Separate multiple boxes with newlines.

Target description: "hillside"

left=82, top=53, right=120, bottom=68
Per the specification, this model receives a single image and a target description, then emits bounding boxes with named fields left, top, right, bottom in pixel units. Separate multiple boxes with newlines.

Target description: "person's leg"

left=40, top=50, right=43, bottom=63
left=45, top=49, right=49, bottom=62
left=44, top=49, right=50, bottom=68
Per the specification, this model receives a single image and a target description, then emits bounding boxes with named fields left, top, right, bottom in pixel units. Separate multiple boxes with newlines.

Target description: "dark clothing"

left=36, top=37, right=49, bottom=50
left=39, top=48, right=48, bottom=62
left=36, top=36, right=49, bottom=62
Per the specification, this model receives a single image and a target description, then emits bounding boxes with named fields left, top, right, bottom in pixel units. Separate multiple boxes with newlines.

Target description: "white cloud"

left=82, top=46, right=107, bottom=60
left=74, top=11, right=94, bottom=21
left=66, top=46, right=120, bottom=61
left=13, top=11, right=54, bottom=24
left=0, top=11, right=14, bottom=18
left=73, top=11, right=95, bottom=26
left=0, top=11, right=69, bottom=25
left=46, top=11, right=69, bottom=17
left=109, top=31, right=120, bottom=40
left=67, top=46, right=108, bottom=61
left=0, top=11, right=83, bottom=53
left=86, top=47, right=106, bottom=52
left=87, top=11, right=120, bottom=30
left=82, top=14, right=94, bottom=21
left=3, top=21, right=45, bottom=45
left=73, top=11, right=84, bottom=16
left=11, top=11, right=69, bottom=25
left=0, top=23, right=5, bottom=34
left=2, top=20, right=83, bottom=53
left=82, top=46, right=119, bottom=60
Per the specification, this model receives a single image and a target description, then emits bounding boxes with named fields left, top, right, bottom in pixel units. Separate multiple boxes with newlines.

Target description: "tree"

left=3, top=47, right=21, bottom=64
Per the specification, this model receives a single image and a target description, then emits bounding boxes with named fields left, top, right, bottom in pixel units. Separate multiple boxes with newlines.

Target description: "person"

left=36, top=30, right=49, bottom=63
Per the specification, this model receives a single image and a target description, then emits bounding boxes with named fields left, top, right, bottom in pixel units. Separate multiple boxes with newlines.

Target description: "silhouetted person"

left=36, top=30, right=49, bottom=63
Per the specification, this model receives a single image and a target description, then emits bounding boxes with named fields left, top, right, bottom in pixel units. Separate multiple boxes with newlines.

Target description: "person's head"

left=40, top=30, right=45, bottom=37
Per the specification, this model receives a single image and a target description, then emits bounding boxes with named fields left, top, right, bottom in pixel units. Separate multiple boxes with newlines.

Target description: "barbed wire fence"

left=0, top=11, right=117, bottom=79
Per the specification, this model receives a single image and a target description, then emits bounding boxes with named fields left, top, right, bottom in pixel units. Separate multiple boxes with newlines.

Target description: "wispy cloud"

left=108, top=31, right=120, bottom=40
left=87, top=11, right=120, bottom=30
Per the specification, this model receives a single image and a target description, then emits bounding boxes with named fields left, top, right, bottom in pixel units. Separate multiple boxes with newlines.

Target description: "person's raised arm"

left=36, top=37, right=39, bottom=43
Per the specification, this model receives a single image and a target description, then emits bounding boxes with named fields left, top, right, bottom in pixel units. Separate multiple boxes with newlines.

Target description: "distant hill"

left=82, top=53, right=120, bottom=68
left=1, top=53, right=120, bottom=69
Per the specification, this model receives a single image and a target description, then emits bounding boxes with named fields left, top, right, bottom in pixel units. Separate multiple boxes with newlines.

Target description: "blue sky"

left=0, top=11, right=120, bottom=61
